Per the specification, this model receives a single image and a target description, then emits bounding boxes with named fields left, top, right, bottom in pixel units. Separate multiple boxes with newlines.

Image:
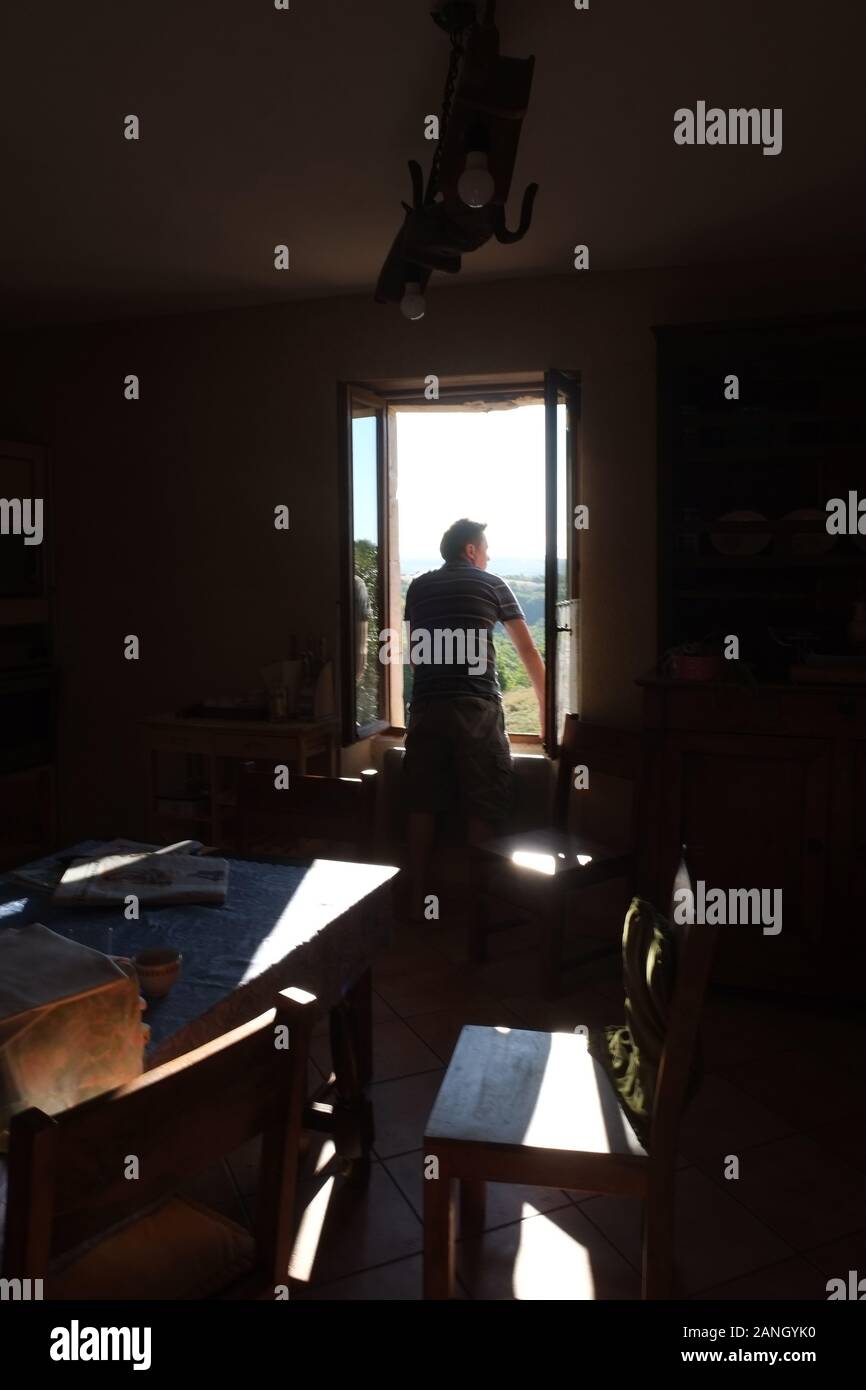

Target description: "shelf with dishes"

left=673, top=509, right=866, bottom=563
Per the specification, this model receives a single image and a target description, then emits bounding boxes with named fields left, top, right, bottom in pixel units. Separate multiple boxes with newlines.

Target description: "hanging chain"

left=426, top=28, right=467, bottom=204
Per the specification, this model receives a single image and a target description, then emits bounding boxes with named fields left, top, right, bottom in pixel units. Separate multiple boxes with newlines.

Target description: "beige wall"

left=3, top=257, right=866, bottom=839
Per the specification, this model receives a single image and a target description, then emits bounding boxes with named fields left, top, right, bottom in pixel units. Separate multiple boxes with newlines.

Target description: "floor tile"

left=501, top=985, right=621, bottom=1035
left=714, top=1052, right=864, bottom=1130
left=370, top=1069, right=445, bottom=1158
left=468, top=952, right=546, bottom=999
left=803, top=1112, right=866, bottom=1175
left=383, top=1148, right=576, bottom=1228
left=677, top=1074, right=794, bottom=1164
left=694, top=1134, right=866, bottom=1251
left=693, top=1257, right=829, bottom=1300
left=457, top=1203, right=640, bottom=1300
left=404, top=1002, right=523, bottom=1066
left=373, top=939, right=449, bottom=981
left=291, top=1253, right=424, bottom=1300
left=310, top=1015, right=442, bottom=1084
left=698, top=992, right=815, bottom=1071
left=312, top=990, right=398, bottom=1038
left=292, top=1252, right=472, bottom=1300
left=802, top=1226, right=866, bottom=1279
left=580, top=1166, right=793, bottom=1294
left=375, top=966, right=500, bottom=1020
left=227, top=1130, right=343, bottom=1208
left=289, top=1160, right=421, bottom=1287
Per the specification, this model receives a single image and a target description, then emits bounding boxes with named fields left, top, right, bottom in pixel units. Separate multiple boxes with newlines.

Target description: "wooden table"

left=144, top=713, right=340, bottom=847
left=0, top=848, right=399, bottom=1176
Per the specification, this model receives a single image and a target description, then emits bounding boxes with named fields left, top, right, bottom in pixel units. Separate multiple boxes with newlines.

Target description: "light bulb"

left=458, top=151, right=495, bottom=208
left=400, top=282, right=426, bottom=321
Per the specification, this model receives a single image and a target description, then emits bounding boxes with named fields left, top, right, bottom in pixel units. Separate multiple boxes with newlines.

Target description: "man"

left=402, top=518, right=545, bottom=922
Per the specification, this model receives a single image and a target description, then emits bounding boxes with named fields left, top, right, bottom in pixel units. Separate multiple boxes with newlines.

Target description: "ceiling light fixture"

left=375, top=0, right=538, bottom=318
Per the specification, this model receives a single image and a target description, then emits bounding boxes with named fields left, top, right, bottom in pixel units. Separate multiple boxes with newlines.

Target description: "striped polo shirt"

left=404, top=559, right=524, bottom=702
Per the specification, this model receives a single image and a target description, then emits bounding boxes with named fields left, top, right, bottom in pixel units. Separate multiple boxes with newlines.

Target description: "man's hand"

left=504, top=618, right=546, bottom=737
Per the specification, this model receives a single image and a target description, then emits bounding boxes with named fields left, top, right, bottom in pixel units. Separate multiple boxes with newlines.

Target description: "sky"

left=353, top=403, right=566, bottom=575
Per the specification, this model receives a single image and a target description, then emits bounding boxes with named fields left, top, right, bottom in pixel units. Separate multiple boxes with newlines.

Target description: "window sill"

left=380, top=726, right=546, bottom=754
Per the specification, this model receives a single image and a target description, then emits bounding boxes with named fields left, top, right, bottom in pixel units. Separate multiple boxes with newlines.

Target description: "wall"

left=3, top=256, right=866, bottom=839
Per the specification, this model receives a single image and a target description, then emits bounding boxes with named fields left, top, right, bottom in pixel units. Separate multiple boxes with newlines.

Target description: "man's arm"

left=503, top=617, right=546, bottom=737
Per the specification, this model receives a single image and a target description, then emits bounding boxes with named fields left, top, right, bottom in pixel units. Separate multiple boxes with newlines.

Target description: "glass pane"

left=555, top=399, right=573, bottom=743
left=351, top=411, right=382, bottom=731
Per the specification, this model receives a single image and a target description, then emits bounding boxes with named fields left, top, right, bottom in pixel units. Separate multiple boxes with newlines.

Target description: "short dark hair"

left=440, top=518, right=486, bottom=562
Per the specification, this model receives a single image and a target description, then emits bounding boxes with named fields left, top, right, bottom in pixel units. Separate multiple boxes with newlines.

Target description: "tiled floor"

left=193, top=910, right=866, bottom=1300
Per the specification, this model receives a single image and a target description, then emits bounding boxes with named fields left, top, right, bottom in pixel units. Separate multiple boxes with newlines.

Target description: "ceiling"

left=2, top=0, right=864, bottom=324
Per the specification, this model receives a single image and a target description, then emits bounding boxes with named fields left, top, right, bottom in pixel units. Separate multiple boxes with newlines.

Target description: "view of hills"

left=401, top=557, right=544, bottom=581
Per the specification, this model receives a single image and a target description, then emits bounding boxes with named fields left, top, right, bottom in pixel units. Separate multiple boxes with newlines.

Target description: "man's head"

left=440, top=518, right=489, bottom=570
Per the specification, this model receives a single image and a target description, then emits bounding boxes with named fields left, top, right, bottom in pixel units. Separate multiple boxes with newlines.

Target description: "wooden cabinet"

left=654, top=316, right=866, bottom=678
left=641, top=679, right=865, bottom=999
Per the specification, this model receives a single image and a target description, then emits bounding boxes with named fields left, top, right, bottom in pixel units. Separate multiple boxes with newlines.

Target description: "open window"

left=338, top=386, right=390, bottom=743
left=338, top=372, right=580, bottom=753
left=545, top=369, right=580, bottom=754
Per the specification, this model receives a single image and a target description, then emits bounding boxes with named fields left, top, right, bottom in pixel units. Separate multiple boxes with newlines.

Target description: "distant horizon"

left=400, top=555, right=545, bottom=580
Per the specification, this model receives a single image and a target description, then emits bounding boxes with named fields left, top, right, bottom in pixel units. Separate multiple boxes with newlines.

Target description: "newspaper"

left=53, top=847, right=228, bottom=907
left=8, top=834, right=209, bottom=900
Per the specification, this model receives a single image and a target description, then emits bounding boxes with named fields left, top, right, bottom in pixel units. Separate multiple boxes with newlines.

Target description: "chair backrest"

left=237, top=764, right=378, bottom=861
left=649, top=851, right=719, bottom=1171
left=553, top=717, right=644, bottom=847
left=2, top=987, right=317, bottom=1293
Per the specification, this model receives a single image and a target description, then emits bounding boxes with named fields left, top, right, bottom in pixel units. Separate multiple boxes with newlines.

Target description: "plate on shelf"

left=781, top=508, right=835, bottom=556
left=709, top=510, right=772, bottom=556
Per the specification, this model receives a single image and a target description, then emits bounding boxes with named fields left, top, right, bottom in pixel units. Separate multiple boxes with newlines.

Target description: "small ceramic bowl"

left=134, top=947, right=182, bottom=1000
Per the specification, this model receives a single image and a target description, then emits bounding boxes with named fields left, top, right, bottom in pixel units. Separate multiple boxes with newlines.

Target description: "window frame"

left=338, top=375, right=580, bottom=748
left=337, top=383, right=390, bottom=744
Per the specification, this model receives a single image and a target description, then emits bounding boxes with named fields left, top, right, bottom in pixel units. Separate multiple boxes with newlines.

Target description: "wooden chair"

left=422, top=855, right=718, bottom=1300
left=2, top=987, right=317, bottom=1299
left=474, top=717, right=647, bottom=995
left=237, top=764, right=378, bottom=862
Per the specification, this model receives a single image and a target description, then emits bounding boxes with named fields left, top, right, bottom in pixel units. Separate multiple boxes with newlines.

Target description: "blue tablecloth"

left=0, top=844, right=398, bottom=1065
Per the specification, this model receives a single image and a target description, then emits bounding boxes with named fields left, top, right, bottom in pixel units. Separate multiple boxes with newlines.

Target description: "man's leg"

left=458, top=700, right=513, bottom=951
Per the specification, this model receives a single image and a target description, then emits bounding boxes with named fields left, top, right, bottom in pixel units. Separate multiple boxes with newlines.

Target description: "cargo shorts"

left=403, top=695, right=513, bottom=827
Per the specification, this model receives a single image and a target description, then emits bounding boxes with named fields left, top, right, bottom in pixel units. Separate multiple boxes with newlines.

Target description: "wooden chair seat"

left=426, top=1025, right=647, bottom=1190
left=50, top=1197, right=256, bottom=1301
left=482, top=829, right=633, bottom=892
